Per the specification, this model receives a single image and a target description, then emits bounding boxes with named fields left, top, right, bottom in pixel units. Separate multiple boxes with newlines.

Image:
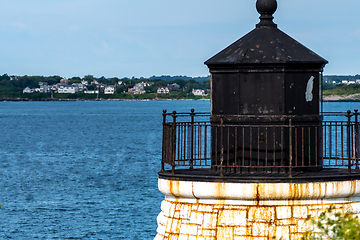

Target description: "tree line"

left=0, top=74, right=210, bottom=100
left=323, top=83, right=360, bottom=96
left=3, top=72, right=360, bottom=100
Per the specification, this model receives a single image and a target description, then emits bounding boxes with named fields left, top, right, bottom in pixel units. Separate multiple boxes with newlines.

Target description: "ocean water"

left=0, top=100, right=210, bottom=239
left=0, top=100, right=357, bottom=239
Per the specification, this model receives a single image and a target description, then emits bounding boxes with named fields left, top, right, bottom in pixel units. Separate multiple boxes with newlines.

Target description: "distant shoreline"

left=2, top=95, right=360, bottom=102
left=0, top=97, right=210, bottom=102
left=323, top=94, right=360, bottom=102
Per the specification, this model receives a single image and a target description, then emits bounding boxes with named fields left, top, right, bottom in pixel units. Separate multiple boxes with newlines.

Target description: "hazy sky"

left=1, top=0, right=359, bottom=78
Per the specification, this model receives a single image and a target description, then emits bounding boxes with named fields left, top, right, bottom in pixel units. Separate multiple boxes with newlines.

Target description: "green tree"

left=17, top=75, right=38, bottom=88
left=69, top=77, right=81, bottom=84
left=83, top=75, right=96, bottom=83
left=174, top=79, right=187, bottom=89
left=98, top=76, right=107, bottom=83
left=302, top=206, right=360, bottom=240
left=0, top=74, right=10, bottom=81
left=109, top=77, right=120, bottom=85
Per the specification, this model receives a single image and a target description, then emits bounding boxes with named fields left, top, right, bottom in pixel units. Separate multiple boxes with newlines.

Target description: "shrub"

left=302, top=205, right=360, bottom=240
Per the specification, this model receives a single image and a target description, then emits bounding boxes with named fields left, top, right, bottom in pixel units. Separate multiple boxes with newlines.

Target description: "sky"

left=0, top=0, right=359, bottom=78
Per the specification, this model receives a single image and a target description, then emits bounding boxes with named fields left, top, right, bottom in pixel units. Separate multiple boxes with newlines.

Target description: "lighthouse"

left=155, top=0, right=360, bottom=239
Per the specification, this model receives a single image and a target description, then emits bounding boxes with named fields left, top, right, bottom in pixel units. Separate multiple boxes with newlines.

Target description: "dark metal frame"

left=161, top=109, right=360, bottom=178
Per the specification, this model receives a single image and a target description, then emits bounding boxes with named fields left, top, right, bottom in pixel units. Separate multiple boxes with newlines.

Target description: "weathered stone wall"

left=154, top=199, right=358, bottom=240
left=155, top=179, right=360, bottom=240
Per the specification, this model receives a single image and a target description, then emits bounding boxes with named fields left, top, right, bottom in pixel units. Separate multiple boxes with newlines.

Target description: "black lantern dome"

left=205, top=0, right=328, bottom=68
left=205, top=0, right=329, bottom=171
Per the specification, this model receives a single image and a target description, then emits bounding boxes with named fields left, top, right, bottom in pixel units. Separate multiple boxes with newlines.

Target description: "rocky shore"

left=323, top=94, right=360, bottom=102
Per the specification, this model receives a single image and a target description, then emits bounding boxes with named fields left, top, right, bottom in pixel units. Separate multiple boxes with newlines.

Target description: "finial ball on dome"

left=256, top=0, right=277, bottom=15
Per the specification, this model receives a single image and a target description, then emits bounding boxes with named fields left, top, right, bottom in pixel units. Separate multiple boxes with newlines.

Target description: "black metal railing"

left=161, top=109, right=360, bottom=177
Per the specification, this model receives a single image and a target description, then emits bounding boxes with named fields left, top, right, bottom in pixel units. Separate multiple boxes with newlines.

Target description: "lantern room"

left=205, top=0, right=328, bottom=172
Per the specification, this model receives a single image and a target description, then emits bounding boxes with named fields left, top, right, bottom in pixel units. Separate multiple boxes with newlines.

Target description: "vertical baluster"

left=171, top=111, right=177, bottom=174
left=220, top=111, right=224, bottom=176
left=190, top=109, right=195, bottom=169
left=347, top=110, right=352, bottom=174
left=161, top=109, right=167, bottom=172
left=289, top=119, right=292, bottom=178
left=355, top=109, right=359, bottom=169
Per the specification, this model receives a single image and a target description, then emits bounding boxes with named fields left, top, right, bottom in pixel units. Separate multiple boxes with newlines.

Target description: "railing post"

left=171, top=111, right=177, bottom=174
left=220, top=111, right=224, bottom=177
left=161, top=109, right=167, bottom=172
left=346, top=110, right=352, bottom=174
left=288, top=118, right=292, bottom=178
left=190, top=109, right=195, bottom=170
left=355, top=108, right=359, bottom=169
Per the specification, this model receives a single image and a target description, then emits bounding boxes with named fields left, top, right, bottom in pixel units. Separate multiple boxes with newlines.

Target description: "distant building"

left=39, top=82, right=50, bottom=93
left=84, top=90, right=99, bottom=94
left=157, top=86, right=170, bottom=94
left=23, top=87, right=32, bottom=93
left=81, top=80, right=89, bottom=86
left=72, top=83, right=85, bottom=92
left=98, top=84, right=105, bottom=93
left=342, top=80, right=349, bottom=84
left=59, top=78, right=69, bottom=85
left=58, top=85, right=76, bottom=94
left=128, top=82, right=147, bottom=94
left=91, top=80, right=99, bottom=85
left=192, top=89, right=205, bottom=96
left=104, top=85, right=116, bottom=94
left=168, top=83, right=180, bottom=91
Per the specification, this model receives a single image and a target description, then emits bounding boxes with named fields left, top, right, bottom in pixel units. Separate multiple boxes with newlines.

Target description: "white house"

left=129, top=82, right=147, bottom=94
left=157, top=86, right=170, bottom=94
left=58, top=85, right=76, bottom=94
left=91, top=80, right=99, bottom=85
left=72, top=83, right=85, bottom=92
left=192, top=89, right=205, bottom=96
left=23, top=87, right=32, bottom=93
left=104, top=85, right=116, bottom=94
left=39, top=82, right=50, bottom=93
left=84, top=90, right=99, bottom=94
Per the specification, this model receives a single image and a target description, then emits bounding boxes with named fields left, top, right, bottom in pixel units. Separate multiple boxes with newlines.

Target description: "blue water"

left=0, top=100, right=210, bottom=239
left=0, top=100, right=358, bottom=239
left=323, top=102, right=360, bottom=113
